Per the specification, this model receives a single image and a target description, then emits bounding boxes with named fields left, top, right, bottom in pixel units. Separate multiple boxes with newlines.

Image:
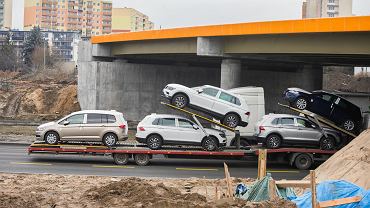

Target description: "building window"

left=328, top=0, right=335, bottom=3
left=328, top=6, right=335, bottom=10
left=328, top=13, right=335, bottom=17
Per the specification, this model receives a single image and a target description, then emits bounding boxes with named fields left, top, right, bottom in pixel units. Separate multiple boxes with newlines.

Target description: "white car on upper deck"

left=162, top=84, right=250, bottom=128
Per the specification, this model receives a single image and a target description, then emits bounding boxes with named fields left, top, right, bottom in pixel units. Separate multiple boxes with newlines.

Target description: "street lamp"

left=44, top=34, right=48, bottom=71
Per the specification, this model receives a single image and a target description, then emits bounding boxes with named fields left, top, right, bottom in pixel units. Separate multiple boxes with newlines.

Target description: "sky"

left=12, top=0, right=370, bottom=30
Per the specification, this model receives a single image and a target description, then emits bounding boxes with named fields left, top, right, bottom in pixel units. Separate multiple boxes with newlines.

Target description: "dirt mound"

left=312, top=129, right=370, bottom=189
left=82, top=177, right=208, bottom=208
left=0, top=193, right=38, bottom=208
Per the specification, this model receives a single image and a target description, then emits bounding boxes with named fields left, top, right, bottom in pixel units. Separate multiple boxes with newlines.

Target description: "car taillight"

left=245, top=112, right=250, bottom=116
left=119, top=124, right=126, bottom=129
left=138, top=127, right=145, bottom=131
left=259, top=126, right=265, bottom=133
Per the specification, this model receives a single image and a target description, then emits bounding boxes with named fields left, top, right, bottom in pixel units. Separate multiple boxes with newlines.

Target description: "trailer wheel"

left=134, top=154, right=150, bottom=166
left=294, top=153, right=313, bottom=170
left=113, top=153, right=130, bottom=165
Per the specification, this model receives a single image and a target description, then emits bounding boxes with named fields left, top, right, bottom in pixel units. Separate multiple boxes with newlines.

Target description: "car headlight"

left=37, top=127, right=45, bottom=131
left=165, top=86, right=175, bottom=90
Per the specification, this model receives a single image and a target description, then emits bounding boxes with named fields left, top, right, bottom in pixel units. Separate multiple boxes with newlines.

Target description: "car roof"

left=265, top=114, right=307, bottom=119
left=71, top=110, right=122, bottom=115
left=147, top=114, right=189, bottom=119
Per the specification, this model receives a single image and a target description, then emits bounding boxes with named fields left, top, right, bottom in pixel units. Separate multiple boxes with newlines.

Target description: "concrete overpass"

left=78, top=16, right=370, bottom=120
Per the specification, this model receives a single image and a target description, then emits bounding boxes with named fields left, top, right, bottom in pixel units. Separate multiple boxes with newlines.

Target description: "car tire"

left=171, top=93, right=188, bottom=108
left=223, top=113, right=240, bottom=128
left=113, top=153, right=130, bottom=165
left=44, top=131, right=59, bottom=145
left=147, top=134, right=163, bottom=150
left=294, top=153, right=313, bottom=170
left=231, top=139, right=250, bottom=148
left=294, top=97, right=308, bottom=110
left=202, top=136, right=219, bottom=151
left=320, top=136, right=335, bottom=150
left=102, top=133, right=118, bottom=147
left=266, top=134, right=282, bottom=149
left=342, top=119, right=355, bottom=132
left=134, top=154, right=151, bottom=166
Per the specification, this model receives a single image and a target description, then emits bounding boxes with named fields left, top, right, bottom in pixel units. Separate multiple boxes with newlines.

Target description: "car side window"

left=107, top=114, right=116, bottom=123
left=178, top=119, right=194, bottom=128
left=281, top=118, right=294, bottom=126
left=219, top=92, right=239, bottom=106
left=152, top=118, right=160, bottom=125
left=296, top=118, right=312, bottom=128
left=203, top=88, right=219, bottom=97
left=160, top=118, right=176, bottom=127
left=87, top=114, right=102, bottom=124
left=66, top=114, right=84, bottom=124
left=271, top=118, right=279, bottom=125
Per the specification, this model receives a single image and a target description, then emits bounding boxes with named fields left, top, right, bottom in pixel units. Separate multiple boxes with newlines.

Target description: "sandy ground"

left=0, top=173, right=296, bottom=208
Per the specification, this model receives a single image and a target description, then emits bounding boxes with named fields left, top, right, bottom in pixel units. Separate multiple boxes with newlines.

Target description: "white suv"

left=136, top=114, right=227, bottom=151
left=162, top=84, right=250, bottom=128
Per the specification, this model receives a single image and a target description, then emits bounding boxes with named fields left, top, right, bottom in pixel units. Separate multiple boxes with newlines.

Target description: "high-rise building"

left=112, top=7, right=154, bottom=33
left=24, top=0, right=112, bottom=37
left=0, top=0, right=12, bottom=29
left=302, top=0, right=352, bottom=18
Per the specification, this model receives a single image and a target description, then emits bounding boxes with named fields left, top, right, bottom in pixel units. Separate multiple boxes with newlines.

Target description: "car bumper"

left=161, top=89, right=173, bottom=100
left=119, top=136, right=129, bottom=141
left=239, top=121, right=249, bottom=127
left=136, top=137, right=146, bottom=144
left=219, top=142, right=227, bottom=147
left=35, top=131, right=43, bottom=141
left=256, top=136, right=266, bottom=143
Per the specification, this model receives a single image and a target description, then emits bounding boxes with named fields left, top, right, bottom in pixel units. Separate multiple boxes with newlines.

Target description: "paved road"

left=0, top=143, right=310, bottom=179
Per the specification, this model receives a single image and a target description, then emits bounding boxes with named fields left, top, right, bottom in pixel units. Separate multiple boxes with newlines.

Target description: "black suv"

left=283, top=88, right=363, bottom=133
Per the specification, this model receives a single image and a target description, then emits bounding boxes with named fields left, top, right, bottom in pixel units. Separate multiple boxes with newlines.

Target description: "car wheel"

left=102, top=133, right=118, bottom=147
left=171, top=93, right=188, bottom=108
left=147, top=134, right=163, bottom=150
left=294, top=97, right=308, bottom=110
left=44, top=131, right=59, bottom=145
left=342, top=119, right=355, bottom=132
left=223, top=113, right=240, bottom=128
left=320, top=136, right=335, bottom=150
left=294, top=153, right=313, bottom=170
left=266, top=134, right=282, bottom=149
left=113, top=153, right=130, bottom=165
left=202, top=136, right=219, bottom=151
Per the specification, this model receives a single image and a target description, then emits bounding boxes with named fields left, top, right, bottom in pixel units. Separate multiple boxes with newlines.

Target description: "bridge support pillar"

left=221, top=59, right=241, bottom=89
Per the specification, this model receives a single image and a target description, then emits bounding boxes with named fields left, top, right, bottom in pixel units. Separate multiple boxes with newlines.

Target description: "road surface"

left=0, top=143, right=310, bottom=179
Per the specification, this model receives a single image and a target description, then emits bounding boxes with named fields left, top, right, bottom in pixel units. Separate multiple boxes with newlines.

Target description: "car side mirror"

left=197, top=89, right=203, bottom=94
left=63, top=120, right=70, bottom=126
left=193, top=125, right=199, bottom=130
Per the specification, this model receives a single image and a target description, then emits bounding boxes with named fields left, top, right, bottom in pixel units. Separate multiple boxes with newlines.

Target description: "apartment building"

left=0, top=0, right=12, bottom=29
left=0, top=30, right=80, bottom=62
left=302, top=0, right=352, bottom=18
left=24, top=0, right=112, bottom=37
left=112, top=7, right=154, bottom=33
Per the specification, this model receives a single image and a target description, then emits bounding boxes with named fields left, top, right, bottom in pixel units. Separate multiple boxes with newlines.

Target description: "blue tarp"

left=291, top=180, right=370, bottom=208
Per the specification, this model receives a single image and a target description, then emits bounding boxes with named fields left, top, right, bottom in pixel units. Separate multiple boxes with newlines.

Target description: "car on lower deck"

left=162, top=84, right=250, bottom=128
left=135, top=114, right=227, bottom=151
left=36, top=110, right=128, bottom=146
left=254, top=114, right=343, bottom=150
left=283, top=88, right=362, bottom=133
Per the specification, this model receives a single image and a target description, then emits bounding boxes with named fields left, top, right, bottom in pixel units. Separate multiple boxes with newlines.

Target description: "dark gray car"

left=254, top=114, right=342, bottom=150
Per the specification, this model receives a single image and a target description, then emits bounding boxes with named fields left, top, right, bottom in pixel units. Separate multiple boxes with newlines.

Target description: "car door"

left=212, top=91, right=240, bottom=115
left=296, top=118, right=322, bottom=142
left=278, top=117, right=298, bottom=141
left=83, top=113, right=104, bottom=140
left=310, top=92, right=336, bottom=118
left=59, top=114, right=85, bottom=140
left=330, top=97, right=349, bottom=124
left=176, top=118, right=204, bottom=144
left=191, top=87, right=219, bottom=111
left=157, top=118, right=178, bottom=142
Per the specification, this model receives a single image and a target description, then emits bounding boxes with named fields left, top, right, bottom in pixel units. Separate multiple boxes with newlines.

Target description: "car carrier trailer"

left=27, top=142, right=336, bottom=169
left=28, top=102, right=338, bottom=170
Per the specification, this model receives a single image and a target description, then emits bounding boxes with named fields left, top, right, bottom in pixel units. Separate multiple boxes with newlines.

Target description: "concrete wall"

left=78, top=61, right=220, bottom=121
left=241, top=64, right=323, bottom=114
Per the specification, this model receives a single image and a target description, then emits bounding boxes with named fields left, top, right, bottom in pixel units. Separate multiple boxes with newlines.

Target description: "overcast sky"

left=12, top=0, right=370, bottom=30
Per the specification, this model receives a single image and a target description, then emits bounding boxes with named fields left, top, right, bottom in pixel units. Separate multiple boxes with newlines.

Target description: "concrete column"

left=221, top=59, right=241, bottom=89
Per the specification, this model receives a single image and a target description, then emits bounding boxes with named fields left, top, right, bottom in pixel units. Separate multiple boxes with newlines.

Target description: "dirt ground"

left=0, top=173, right=296, bottom=208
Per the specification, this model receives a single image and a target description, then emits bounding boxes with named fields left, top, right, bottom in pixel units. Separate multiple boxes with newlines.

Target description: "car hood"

left=287, top=88, right=312, bottom=94
left=38, top=121, right=56, bottom=129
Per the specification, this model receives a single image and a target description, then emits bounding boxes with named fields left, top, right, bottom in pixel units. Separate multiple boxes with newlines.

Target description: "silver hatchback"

left=254, top=114, right=341, bottom=150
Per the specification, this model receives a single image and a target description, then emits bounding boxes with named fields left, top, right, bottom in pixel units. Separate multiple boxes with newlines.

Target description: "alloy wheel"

left=174, top=96, right=186, bottom=108
left=268, top=136, right=280, bottom=148
left=46, top=133, right=57, bottom=144
left=104, top=134, right=116, bottom=146
left=148, top=136, right=161, bottom=149
left=343, top=120, right=355, bottom=131
left=321, top=138, right=334, bottom=150
left=295, top=98, right=307, bottom=110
